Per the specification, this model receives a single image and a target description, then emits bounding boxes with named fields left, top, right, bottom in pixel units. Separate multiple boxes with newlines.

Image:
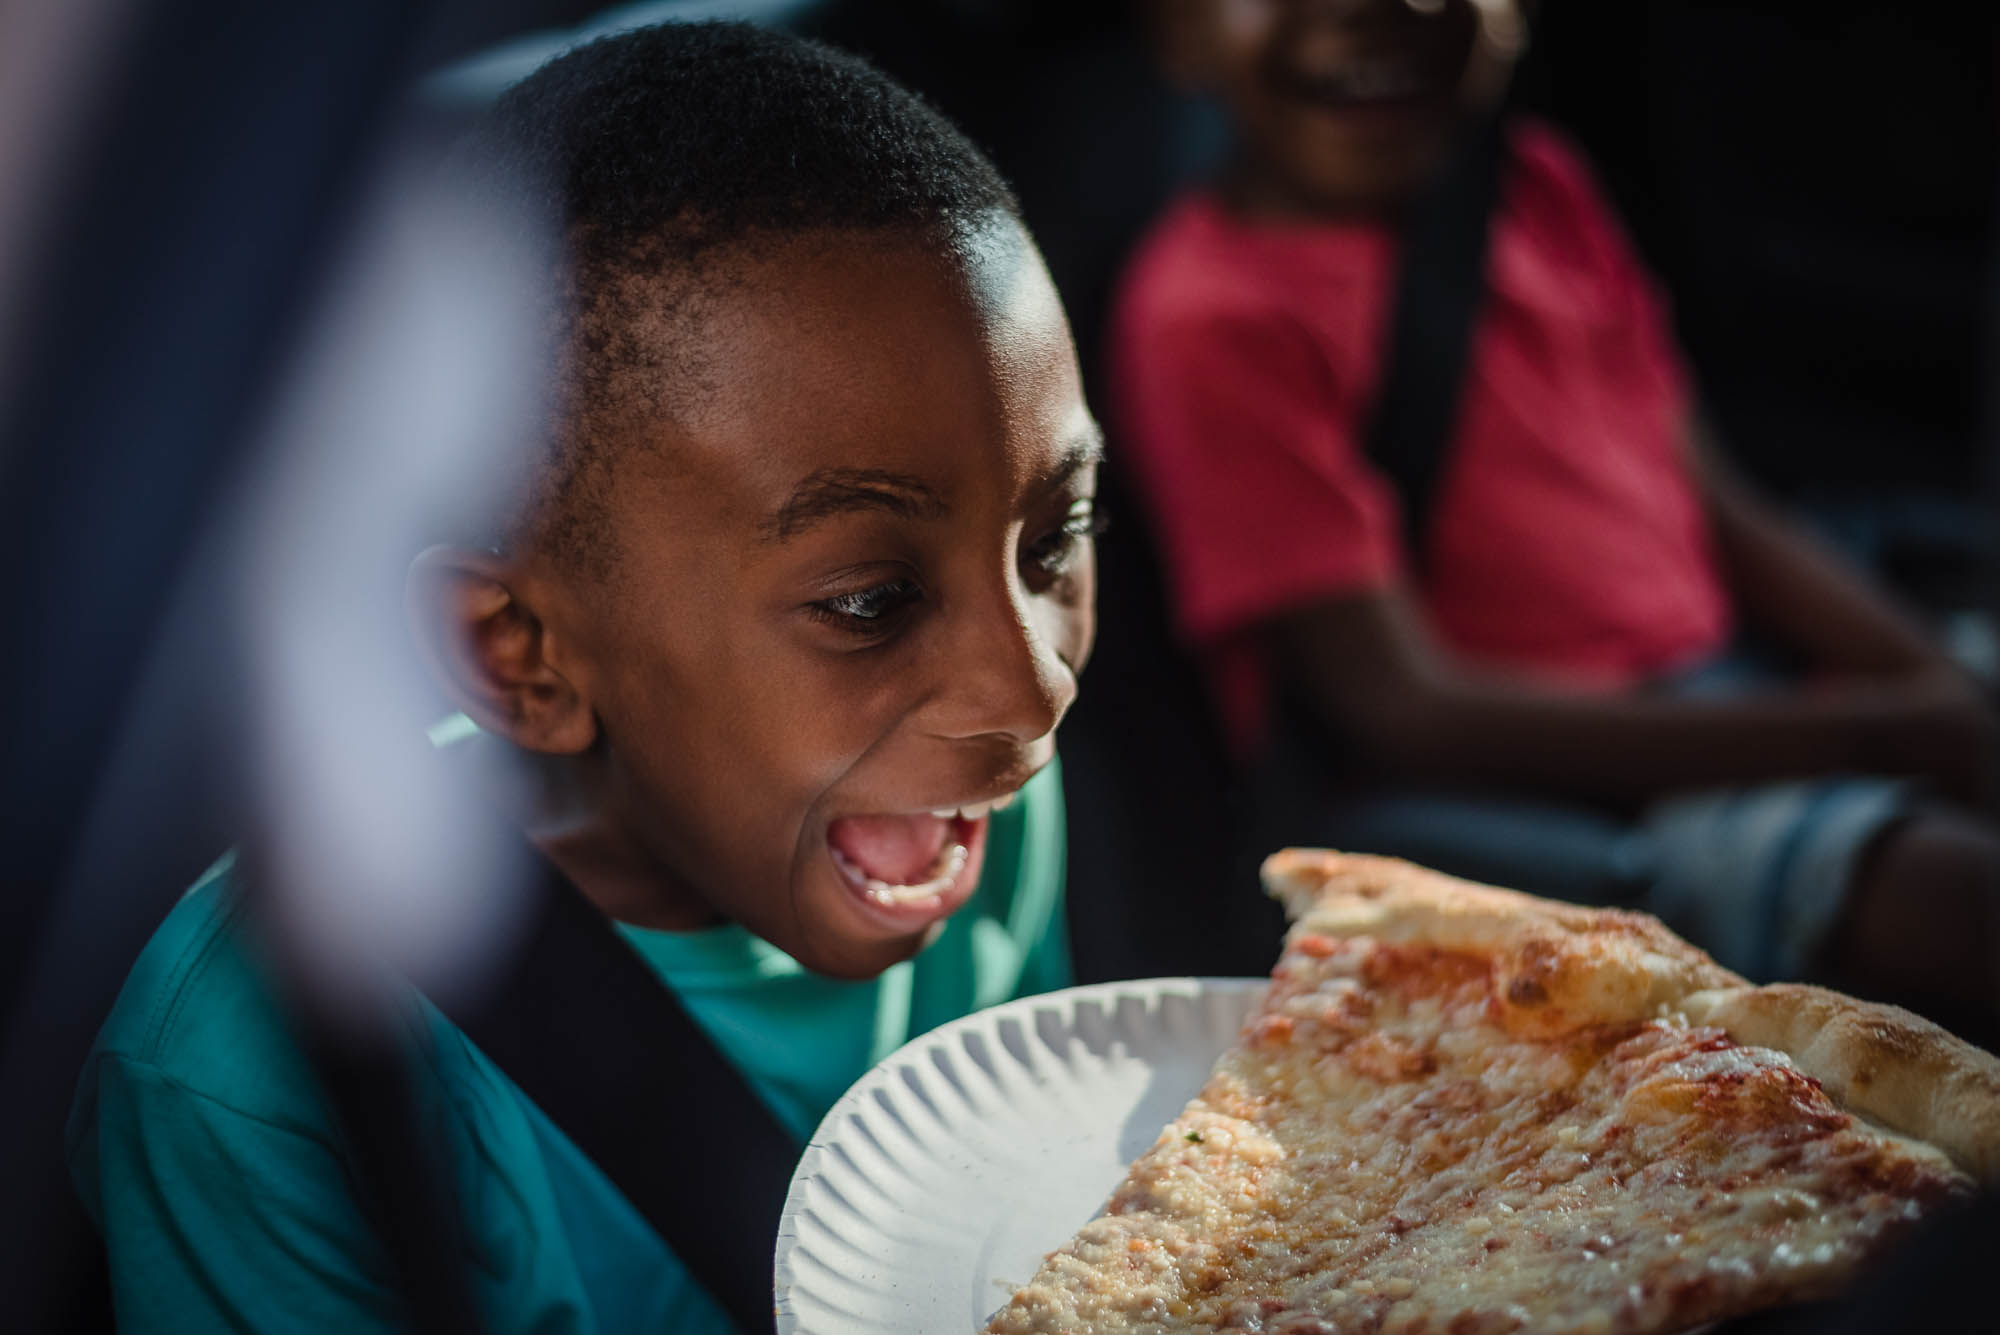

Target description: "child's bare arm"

left=1270, top=587, right=1998, bottom=811
left=1687, top=416, right=1958, bottom=683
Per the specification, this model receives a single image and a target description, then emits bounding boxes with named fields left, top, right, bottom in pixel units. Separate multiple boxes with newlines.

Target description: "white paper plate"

left=774, top=976, right=1269, bottom=1334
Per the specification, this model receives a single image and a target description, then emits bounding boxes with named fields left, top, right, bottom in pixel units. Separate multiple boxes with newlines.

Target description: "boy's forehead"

left=621, top=219, right=1079, bottom=526
left=702, top=217, right=1049, bottom=372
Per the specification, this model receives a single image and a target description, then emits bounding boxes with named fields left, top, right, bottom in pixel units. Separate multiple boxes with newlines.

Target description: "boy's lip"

left=921, top=787, right=1020, bottom=821
left=828, top=770, right=1035, bottom=829
left=1277, top=70, right=1450, bottom=113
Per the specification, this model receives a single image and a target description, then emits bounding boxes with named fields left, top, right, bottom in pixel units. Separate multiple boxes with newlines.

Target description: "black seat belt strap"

left=1272, top=107, right=1512, bottom=763
left=437, top=863, right=794, bottom=1335
left=1362, top=106, right=1512, bottom=572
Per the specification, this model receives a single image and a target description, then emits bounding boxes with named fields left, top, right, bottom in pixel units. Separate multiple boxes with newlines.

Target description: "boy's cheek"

left=1046, top=561, right=1098, bottom=681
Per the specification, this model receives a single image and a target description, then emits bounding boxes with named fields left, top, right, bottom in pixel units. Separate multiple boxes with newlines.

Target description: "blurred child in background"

left=1113, top=0, right=1999, bottom=1027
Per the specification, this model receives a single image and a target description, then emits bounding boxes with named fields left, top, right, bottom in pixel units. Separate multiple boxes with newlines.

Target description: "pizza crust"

left=1264, top=848, right=2000, bottom=1187
left=1263, top=849, right=1745, bottom=1038
left=1679, top=983, right=2000, bottom=1187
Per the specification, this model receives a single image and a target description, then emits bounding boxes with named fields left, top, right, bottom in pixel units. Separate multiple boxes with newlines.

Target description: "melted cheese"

left=985, top=938, right=1970, bottom=1335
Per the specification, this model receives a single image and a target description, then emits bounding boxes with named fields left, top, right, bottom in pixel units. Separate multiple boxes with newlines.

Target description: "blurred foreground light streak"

left=234, top=139, right=554, bottom=1021
left=0, top=0, right=133, bottom=422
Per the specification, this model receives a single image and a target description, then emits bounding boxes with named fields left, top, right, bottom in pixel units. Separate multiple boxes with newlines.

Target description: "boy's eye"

left=1023, top=497, right=1107, bottom=579
left=808, top=577, right=923, bottom=635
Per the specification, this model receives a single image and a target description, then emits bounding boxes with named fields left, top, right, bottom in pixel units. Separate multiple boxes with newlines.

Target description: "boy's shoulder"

left=1116, top=117, right=1623, bottom=334
left=1503, top=117, right=1599, bottom=193
left=1112, top=192, right=1380, bottom=377
left=1498, top=117, right=1645, bottom=276
left=1120, top=195, right=1336, bottom=335
left=76, top=855, right=332, bottom=1138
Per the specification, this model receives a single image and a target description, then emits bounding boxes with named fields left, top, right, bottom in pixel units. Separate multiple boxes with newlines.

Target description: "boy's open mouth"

left=1274, top=55, right=1454, bottom=113
left=826, top=792, right=1016, bottom=908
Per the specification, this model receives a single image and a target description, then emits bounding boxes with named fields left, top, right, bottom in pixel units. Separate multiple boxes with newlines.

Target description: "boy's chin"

left=791, top=921, right=945, bottom=982
left=1300, top=148, right=1447, bottom=215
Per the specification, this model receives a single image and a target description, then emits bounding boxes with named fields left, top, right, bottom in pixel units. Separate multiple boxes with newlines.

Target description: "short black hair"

left=466, top=20, right=1021, bottom=570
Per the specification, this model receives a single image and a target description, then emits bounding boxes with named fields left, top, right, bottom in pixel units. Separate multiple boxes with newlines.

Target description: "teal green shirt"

left=68, top=762, right=1069, bottom=1333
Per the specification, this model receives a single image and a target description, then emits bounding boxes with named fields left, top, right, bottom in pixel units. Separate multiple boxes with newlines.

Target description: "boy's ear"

left=406, top=546, right=598, bottom=755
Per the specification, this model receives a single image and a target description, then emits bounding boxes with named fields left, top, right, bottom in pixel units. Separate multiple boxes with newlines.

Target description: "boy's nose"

left=928, top=591, right=1077, bottom=746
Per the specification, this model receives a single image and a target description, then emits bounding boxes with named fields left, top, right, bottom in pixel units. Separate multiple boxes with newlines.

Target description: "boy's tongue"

left=828, top=812, right=953, bottom=886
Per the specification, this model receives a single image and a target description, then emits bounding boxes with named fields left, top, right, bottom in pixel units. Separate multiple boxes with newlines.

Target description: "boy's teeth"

left=927, top=792, right=1016, bottom=822
left=835, top=842, right=970, bottom=906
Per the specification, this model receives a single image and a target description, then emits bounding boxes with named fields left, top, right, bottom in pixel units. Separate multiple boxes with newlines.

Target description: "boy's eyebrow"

left=764, top=469, right=948, bottom=541
left=1039, top=424, right=1107, bottom=493
left=763, top=427, right=1103, bottom=542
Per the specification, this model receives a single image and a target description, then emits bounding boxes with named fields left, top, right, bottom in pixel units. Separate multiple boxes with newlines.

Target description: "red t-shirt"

left=1110, top=122, right=1732, bottom=751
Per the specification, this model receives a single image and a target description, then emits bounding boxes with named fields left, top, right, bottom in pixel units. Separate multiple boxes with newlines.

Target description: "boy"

left=68, top=22, right=1101, bottom=1333
left=1114, top=0, right=1999, bottom=1020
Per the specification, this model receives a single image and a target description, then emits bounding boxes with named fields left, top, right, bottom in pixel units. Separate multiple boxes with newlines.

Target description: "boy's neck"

left=461, top=731, right=725, bottom=932
left=1217, top=152, right=1409, bottom=227
left=532, top=816, right=726, bottom=933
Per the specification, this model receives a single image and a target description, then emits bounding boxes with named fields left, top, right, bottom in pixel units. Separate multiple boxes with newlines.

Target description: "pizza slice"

left=985, top=850, right=2000, bottom=1335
